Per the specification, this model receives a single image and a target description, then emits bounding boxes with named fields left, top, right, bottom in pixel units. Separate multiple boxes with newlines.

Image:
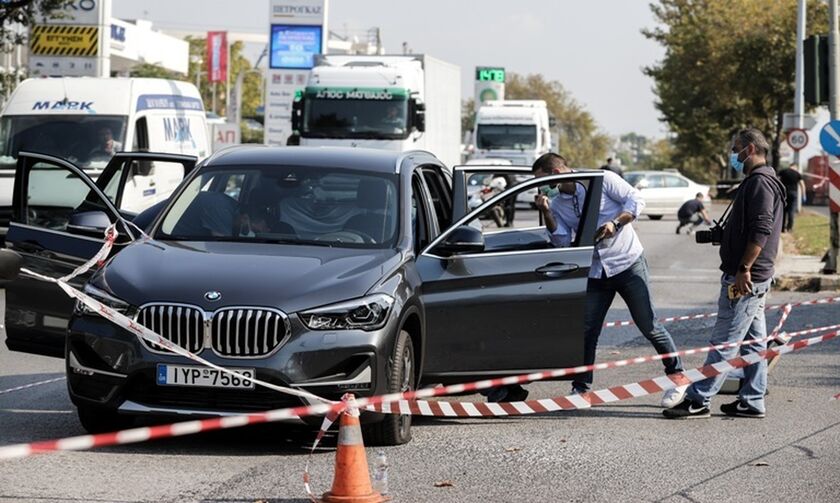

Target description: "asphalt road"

left=1, top=208, right=839, bottom=502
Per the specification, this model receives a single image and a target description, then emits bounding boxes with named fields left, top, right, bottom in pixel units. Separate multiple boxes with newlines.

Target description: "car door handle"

left=535, top=263, right=580, bottom=278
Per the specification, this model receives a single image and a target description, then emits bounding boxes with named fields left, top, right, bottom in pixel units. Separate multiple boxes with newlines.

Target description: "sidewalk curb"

left=775, top=273, right=840, bottom=292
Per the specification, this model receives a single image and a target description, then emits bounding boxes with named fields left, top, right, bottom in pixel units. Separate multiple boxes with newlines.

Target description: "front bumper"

left=66, top=310, right=399, bottom=420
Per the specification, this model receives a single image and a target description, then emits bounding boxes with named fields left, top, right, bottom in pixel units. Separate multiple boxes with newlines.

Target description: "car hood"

left=98, top=240, right=402, bottom=314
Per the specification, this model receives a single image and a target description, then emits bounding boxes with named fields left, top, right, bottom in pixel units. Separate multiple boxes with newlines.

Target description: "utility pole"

left=827, top=0, right=840, bottom=273
left=793, top=0, right=806, bottom=167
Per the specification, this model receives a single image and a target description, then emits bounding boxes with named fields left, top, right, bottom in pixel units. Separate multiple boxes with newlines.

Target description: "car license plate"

left=156, top=364, right=255, bottom=389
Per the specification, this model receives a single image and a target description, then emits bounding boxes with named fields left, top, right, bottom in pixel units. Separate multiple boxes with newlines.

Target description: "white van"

left=0, top=78, right=211, bottom=213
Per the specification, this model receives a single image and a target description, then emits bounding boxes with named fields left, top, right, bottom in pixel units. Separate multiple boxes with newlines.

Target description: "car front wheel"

left=363, top=330, right=415, bottom=446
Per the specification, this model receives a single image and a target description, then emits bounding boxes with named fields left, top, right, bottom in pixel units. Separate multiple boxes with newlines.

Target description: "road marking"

left=0, top=377, right=66, bottom=396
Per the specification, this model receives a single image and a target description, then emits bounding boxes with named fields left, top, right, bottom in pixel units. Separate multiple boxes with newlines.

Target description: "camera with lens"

left=695, top=224, right=723, bottom=245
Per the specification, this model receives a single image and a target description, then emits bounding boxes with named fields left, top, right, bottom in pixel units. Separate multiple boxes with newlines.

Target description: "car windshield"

left=157, top=165, right=400, bottom=248
left=0, top=115, right=128, bottom=171
left=476, top=124, right=537, bottom=150
left=303, top=91, right=409, bottom=140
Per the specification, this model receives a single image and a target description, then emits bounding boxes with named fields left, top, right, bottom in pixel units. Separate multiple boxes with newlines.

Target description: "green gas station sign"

left=475, top=67, right=505, bottom=82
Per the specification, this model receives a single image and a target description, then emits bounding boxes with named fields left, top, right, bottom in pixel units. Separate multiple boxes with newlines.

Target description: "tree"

left=184, top=36, right=263, bottom=118
left=129, top=63, right=178, bottom=80
left=0, top=0, right=71, bottom=48
left=461, top=98, right=476, bottom=133
left=644, top=0, right=828, bottom=182
left=505, top=73, right=611, bottom=168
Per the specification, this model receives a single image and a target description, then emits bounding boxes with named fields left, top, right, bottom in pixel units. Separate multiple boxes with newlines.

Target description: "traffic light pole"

left=828, top=0, right=839, bottom=273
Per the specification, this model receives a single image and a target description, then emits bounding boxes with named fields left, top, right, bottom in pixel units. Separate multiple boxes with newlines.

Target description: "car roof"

left=626, top=170, right=684, bottom=176
left=205, top=146, right=440, bottom=174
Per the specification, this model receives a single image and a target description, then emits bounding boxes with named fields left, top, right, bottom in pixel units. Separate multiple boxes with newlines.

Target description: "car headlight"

left=300, top=294, right=394, bottom=331
left=75, top=284, right=134, bottom=317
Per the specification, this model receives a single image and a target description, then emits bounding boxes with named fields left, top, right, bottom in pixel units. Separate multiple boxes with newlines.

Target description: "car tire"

left=648, top=215, right=664, bottom=220
left=77, top=405, right=134, bottom=434
left=363, top=330, right=415, bottom=446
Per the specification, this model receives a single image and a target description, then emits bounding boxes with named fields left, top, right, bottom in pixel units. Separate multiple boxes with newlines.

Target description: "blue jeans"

left=573, top=256, right=683, bottom=392
left=685, top=274, right=772, bottom=412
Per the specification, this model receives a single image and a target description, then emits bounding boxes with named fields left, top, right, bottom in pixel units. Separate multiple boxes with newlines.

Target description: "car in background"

left=625, top=170, right=711, bottom=220
left=4, top=147, right=604, bottom=446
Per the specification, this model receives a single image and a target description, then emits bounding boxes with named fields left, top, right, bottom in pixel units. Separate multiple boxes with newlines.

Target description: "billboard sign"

left=206, top=31, right=228, bottom=83
left=269, top=24, right=322, bottom=69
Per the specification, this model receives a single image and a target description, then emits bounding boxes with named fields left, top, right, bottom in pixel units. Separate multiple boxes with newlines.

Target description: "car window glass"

left=646, top=174, right=665, bottom=188
left=158, top=166, right=399, bottom=249
left=118, top=161, right=187, bottom=213
left=458, top=176, right=593, bottom=252
left=412, top=178, right=429, bottom=253
left=664, top=175, right=689, bottom=188
left=25, top=160, right=115, bottom=232
left=421, top=166, right=451, bottom=230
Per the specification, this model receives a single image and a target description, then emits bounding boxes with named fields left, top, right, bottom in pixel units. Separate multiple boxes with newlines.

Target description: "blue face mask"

left=729, top=146, right=749, bottom=174
left=540, top=185, right=560, bottom=198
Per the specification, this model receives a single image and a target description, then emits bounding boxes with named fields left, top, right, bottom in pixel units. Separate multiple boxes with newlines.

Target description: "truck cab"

left=291, top=55, right=461, bottom=166
left=470, top=100, right=553, bottom=166
left=0, top=78, right=211, bottom=226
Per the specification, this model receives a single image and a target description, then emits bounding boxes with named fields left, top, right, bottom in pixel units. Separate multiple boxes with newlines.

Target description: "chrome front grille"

left=136, top=304, right=290, bottom=358
left=137, top=304, right=204, bottom=354
left=212, top=308, right=288, bottom=357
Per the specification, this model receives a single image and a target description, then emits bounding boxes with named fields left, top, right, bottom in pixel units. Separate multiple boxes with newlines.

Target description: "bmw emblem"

left=204, top=291, right=222, bottom=302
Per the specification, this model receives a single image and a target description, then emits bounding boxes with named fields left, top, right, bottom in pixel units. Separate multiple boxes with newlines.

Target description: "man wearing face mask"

left=664, top=128, right=785, bottom=419
left=527, top=153, right=686, bottom=407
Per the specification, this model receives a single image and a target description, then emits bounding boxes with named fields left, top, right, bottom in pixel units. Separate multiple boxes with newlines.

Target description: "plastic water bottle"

left=372, top=450, right=389, bottom=494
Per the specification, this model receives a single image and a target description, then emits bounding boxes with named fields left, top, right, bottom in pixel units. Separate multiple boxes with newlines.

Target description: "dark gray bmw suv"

left=4, top=147, right=604, bottom=445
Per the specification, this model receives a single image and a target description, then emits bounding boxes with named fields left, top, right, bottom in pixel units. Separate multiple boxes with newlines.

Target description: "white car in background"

left=625, top=170, right=711, bottom=220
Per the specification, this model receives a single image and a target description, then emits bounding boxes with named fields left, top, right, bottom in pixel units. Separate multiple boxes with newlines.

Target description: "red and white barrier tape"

left=0, top=377, right=66, bottom=396
left=603, top=296, right=840, bottom=329
left=833, top=392, right=840, bottom=401
left=363, top=330, right=838, bottom=417
left=1, top=329, right=836, bottom=462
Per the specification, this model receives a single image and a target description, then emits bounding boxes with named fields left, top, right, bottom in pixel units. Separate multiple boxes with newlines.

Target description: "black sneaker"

left=505, top=385, right=529, bottom=402
left=662, top=398, right=711, bottom=419
left=486, top=384, right=529, bottom=403
left=720, top=400, right=765, bottom=418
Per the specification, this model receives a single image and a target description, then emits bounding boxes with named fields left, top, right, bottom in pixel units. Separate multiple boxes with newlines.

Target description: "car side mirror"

left=412, top=98, right=426, bottom=133
left=435, top=225, right=484, bottom=256
left=548, top=116, right=557, bottom=128
left=291, top=98, right=304, bottom=132
left=0, top=249, right=22, bottom=281
left=67, top=211, right=112, bottom=237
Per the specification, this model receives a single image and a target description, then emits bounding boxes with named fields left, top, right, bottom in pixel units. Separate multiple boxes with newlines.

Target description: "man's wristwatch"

left=739, top=264, right=751, bottom=273
left=611, top=218, right=622, bottom=231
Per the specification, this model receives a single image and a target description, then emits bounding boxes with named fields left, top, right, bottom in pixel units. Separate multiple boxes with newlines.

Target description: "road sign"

left=786, top=128, right=809, bottom=151
left=30, top=25, right=99, bottom=57
left=783, top=112, right=818, bottom=130
left=819, top=120, right=840, bottom=156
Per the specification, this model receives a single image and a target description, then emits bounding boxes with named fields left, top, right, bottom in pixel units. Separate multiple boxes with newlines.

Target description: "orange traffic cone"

left=321, top=398, right=388, bottom=503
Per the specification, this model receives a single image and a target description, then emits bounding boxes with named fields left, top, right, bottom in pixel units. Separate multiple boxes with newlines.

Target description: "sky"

left=113, top=0, right=668, bottom=138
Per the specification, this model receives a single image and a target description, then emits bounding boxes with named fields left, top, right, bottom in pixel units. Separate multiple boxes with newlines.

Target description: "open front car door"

left=3, top=151, right=195, bottom=358
left=417, top=170, right=604, bottom=383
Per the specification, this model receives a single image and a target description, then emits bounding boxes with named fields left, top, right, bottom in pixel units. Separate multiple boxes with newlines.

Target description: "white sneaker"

left=661, top=385, right=688, bottom=408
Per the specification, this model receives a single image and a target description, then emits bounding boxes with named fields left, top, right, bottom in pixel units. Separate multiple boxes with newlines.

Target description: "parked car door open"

left=4, top=151, right=196, bottom=358
left=416, top=171, right=604, bottom=381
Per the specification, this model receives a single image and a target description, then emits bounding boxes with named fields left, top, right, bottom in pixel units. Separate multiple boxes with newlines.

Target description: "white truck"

left=0, top=77, right=211, bottom=214
left=470, top=100, right=553, bottom=166
left=291, top=54, right=461, bottom=167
